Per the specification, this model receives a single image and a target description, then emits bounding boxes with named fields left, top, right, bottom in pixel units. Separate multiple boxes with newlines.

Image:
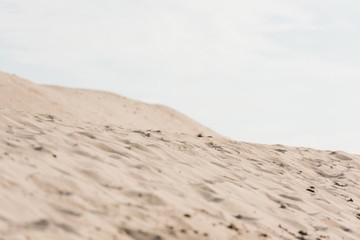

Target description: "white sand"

left=1, top=71, right=360, bottom=240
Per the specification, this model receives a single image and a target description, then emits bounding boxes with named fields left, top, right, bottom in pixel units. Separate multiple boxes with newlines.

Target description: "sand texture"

left=1, top=71, right=360, bottom=240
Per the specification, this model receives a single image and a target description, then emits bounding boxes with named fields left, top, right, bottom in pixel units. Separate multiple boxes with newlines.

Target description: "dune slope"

left=0, top=71, right=215, bottom=137
left=1, top=72, right=360, bottom=240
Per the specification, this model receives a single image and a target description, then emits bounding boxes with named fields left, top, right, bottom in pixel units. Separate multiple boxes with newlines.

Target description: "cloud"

left=1, top=0, right=359, bottom=153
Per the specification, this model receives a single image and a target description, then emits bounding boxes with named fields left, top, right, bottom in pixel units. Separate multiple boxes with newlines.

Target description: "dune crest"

left=0, top=71, right=215, bottom=137
left=1, top=71, right=360, bottom=240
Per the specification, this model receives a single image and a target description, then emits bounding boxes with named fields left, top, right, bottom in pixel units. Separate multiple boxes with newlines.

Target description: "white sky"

left=1, top=0, right=359, bottom=154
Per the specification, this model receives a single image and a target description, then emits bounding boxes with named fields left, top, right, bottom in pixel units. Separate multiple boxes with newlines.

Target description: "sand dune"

left=0, top=71, right=215, bottom=137
left=1, top=71, right=360, bottom=240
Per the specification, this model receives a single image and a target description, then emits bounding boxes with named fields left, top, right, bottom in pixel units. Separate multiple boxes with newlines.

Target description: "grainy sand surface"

left=1, top=71, right=360, bottom=240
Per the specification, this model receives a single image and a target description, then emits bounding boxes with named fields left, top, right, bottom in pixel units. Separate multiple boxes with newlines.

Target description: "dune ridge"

left=1, top=71, right=360, bottom=240
left=0, top=71, right=215, bottom=137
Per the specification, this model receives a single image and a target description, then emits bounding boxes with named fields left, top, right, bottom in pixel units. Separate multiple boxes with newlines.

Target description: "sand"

left=0, top=71, right=215, bottom=137
left=1, top=71, right=360, bottom=240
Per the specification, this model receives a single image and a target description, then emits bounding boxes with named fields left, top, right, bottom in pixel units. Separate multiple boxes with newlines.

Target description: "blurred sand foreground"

left=1, top=71, right=360, bottom=240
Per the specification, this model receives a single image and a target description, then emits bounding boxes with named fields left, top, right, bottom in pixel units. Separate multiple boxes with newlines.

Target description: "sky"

left=1, top=0, right=359, bottom=154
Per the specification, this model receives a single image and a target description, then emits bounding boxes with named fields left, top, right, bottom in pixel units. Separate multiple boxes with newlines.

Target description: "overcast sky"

left=1, top=0, right=359, bottom=154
